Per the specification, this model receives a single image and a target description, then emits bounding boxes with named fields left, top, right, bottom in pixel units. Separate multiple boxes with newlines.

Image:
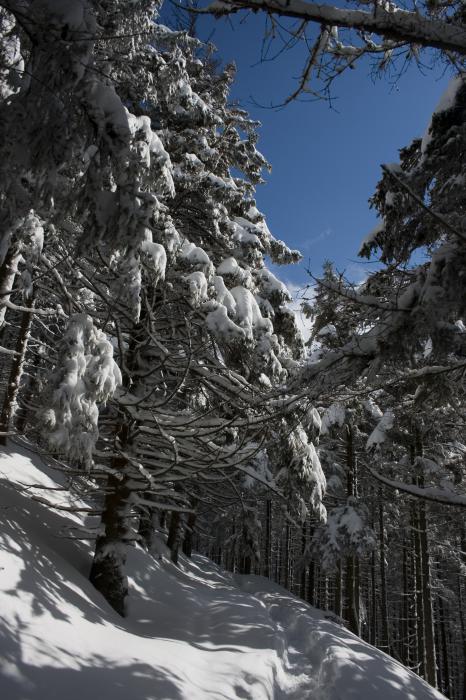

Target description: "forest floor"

left=0, top=443, right=446, bottom=700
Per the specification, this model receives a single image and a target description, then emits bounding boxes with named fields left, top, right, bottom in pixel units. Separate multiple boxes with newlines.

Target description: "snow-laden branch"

left=368, top=467, right=466, bottom=507
left=204, top=0, right=466, bottom=55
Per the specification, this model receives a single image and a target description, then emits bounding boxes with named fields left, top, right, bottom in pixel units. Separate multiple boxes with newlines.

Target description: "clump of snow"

left=0, top=443, right=446, bottom=700
left=179, top=240, right=212, bottom=270
left=86, top=82, right=130, bottom=141
left=140, top=236, right=167, bottom=282
left=317, top=323, right=337, bottom=338
left=231, top=218, right=263, bottom=249
left=216, top=256, right=251, bottom=287
left=231, top=286, right=273, bottom=339
left=256, top=268, right=291, bottom=304
left=205, top=304, right=245, bottom=341
left=421, top=74, right=465, bottom=158
left=213, top=275, right=236, bottom=315
left=366, top=409, right=395, bottom=451
left=184, top=270, right=208, bottom=304
left=320, top=403, right=346, bottom=435
left=359, top=220, right=385, bottom=256
left=40, top=314, right=121, bottom=469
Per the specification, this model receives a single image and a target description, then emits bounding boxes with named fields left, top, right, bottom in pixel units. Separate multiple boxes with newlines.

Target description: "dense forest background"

left=0, top=0, right=465, bottom=697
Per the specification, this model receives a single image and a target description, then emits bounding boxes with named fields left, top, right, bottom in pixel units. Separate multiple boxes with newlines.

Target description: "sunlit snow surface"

left=0, top=444, right=445, bottom=700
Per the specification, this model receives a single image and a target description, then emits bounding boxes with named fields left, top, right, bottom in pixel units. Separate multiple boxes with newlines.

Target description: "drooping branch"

left=203, top=0, right=466, bottom=56
left=368, top=467, right=466, bottom=507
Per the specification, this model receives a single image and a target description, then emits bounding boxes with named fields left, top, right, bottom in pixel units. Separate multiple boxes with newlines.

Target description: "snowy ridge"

left=0, top=444, right=445, bottom=700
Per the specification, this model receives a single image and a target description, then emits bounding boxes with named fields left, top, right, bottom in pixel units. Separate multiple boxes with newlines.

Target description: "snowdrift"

left=0, top=444, right=445, bottom=700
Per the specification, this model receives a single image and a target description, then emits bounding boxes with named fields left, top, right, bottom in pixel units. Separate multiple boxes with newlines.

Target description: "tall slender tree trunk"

left=182, top=507, right=197, bottom=558
left=412, top=501, right=425, bottom=677
left=0, top=299, right=33, bottom=444
left=370, top=551, right=377, bottom=646
left=300, top=522, right=307, bottom=599
left=410, top=436, right=426, bottom=678
left=457, top=573, right=466, bottom=700
left=402, top=535, right=410, bottom=666
left=419, top=498, right=437, bottom=686
left=335, top=559, right=343, bottom=619
left=89, top=422, right=132, bottom=616
left=167, top=509, right=182, bottom=565
left=379, top=496, right=390, bottom=654
left=307, top=558, right=316, bottom=606
left=438, top=594, right=450, bottom=697
left=345, top=555, right=360, bottom=635
left=414, top=429, right=437, bottom=687
left=345, top=422, right=360, bottom=635
left=284, top=522, right=290, bottom=590
left=0, top=243, right=21, bottom=334
left=264, top=499, right=272, bottom=578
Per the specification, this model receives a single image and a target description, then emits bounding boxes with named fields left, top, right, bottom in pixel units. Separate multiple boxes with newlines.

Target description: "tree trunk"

left=437, top=594, right=450, bottom=697
left=307, top=558, right=316, bottom=606
left=89, top=472, right=131, bottom=616
left=457, top=573, right=466, bottom=700
left=0, top=243, right=21, bottom=333
left=370, top=551, right=377, bottom=646
left=344, top=422, right=359, bottom=635
left=0, top=300, right=33, bottom=444
left=284, top=522, right=290, bottom=590
left=346, top=555, right=360, bottom=635
left=419, top=499, right=437, bottom=686
left=300, top=522, right=307, bottom=599
left=414, top=430, right=437, bottom=687
left=264, top=499, right=272, bottom=578
left=335, top=559, right=343, bottom=619
left=137, top=494, right=158, bottom=550
left=89, top=422, right=131, bottom=616
left=379, top=497, right=390, bottom=654
left=167, top=509, right=182, bottom=565
left=182, top=508, right=197, bottom=558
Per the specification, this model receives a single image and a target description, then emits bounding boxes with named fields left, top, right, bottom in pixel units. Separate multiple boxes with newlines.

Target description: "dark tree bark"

left=167, top=509, right=182, bottom=565
left=307, top=558, right=316, bottom=606
left=89, top=471, right=131, bottom=615
left=379, top=497, right=390, bottom=654
left=284, top=522, right=290, bottom=590
left=300, top=522, right=307, bottom=599
left=0, top=301, right=33, bottom=444
left=264, top=499, right=272, bottom=578
left=335, top=559, right=343, bottom=619
left=182, top=508, right=197, bottom=558
left=437, top=594, right=450, bottom=697
left=413, top=430, right=437, bottom=687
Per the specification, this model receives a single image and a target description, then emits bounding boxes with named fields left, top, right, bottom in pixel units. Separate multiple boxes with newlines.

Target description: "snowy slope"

left=0, top=444, right=445, bottom=700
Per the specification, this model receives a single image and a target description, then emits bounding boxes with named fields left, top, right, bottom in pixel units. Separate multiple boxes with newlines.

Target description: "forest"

left=0, top=1, right=465, bottom=699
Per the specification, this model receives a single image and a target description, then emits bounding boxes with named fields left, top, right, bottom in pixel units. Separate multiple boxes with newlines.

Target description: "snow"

left=320, top=403, right=346, bottom=435
left=0, top=444, right=447, bottom=700
left=231, top=286, right=273, bottom=339
left=140, top=238, right=167, bottom=281
left=213, top=275, right=237, bottom=315
left=366, top=409, right=395, bottom=450
left=86, top=82, right=130, bottom=140
left=205, top=304, right=245, bottom=341
left=179, top=240, right=212, bottom=269
left=420, top=74, right=465, bottom=157
left=231, top=220, right=262, bottom=248
left=256, top=269, right=291, bottom=303
left=359, top=220, right=385, bottom=255
left=184, top=270, right=208, bottom=303
left=39, top=314, right=121, bottom=468
left=216, top=257, right=250, bottom=286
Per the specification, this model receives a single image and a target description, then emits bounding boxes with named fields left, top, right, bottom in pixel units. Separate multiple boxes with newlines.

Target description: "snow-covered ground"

left=0, top=444, right=445, bottom=700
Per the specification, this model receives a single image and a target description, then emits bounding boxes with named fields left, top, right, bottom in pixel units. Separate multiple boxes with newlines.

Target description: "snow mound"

left=0, top=444, right=445, bottom=700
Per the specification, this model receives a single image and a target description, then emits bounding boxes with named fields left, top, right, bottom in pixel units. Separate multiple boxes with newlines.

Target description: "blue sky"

left=166, top=8, right=452, bottom=289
